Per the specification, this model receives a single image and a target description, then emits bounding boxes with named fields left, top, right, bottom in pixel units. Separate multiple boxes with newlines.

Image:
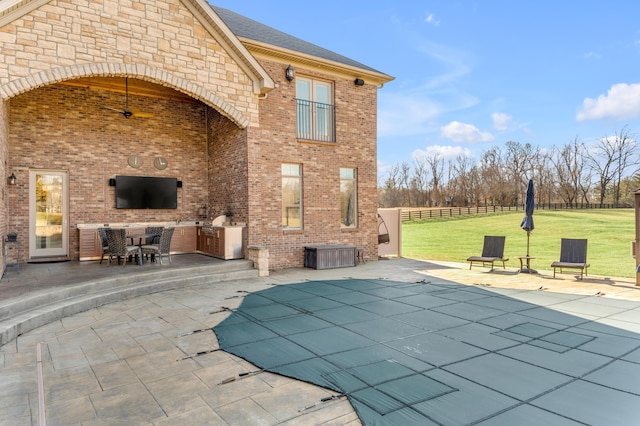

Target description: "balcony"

left=296, top=99, right=335, bottom=142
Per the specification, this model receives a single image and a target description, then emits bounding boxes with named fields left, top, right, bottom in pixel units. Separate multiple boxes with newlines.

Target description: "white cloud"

left=491, top=112, right=512, bottom=131
left=577, top=83, right=640, bottom=121
left=425, top=12, right=440, bottom=26
left=412, top=145, right=473, bottom=161
left=378, top=85, right=479, bottom=138
left=440, top=121, right=494, bottom=143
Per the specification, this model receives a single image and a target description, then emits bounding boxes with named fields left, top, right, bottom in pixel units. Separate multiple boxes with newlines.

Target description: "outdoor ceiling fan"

left=104, top=77, right=154, bottom=119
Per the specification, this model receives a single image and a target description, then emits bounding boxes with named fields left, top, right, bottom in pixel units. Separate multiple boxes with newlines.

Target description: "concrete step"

left=0, top=259, right=258, bottom=346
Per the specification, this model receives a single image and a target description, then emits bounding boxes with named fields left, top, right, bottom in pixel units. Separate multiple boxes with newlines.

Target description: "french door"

left=29, top=170, right=69, bottom=259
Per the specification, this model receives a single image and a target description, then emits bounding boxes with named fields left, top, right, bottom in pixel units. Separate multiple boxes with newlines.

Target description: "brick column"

left=247, top=246, right=269, bottom=276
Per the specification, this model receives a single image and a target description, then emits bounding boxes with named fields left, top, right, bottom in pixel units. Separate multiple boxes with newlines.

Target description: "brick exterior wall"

left=0, top=0, right=383, bottom=270
left=247, top=60, right=379, bottom=269
left=207, top=108, right=248, bottom=224
left=8, top=84, right=208, bottom=258
left=0, top=99, right=7, bottom=267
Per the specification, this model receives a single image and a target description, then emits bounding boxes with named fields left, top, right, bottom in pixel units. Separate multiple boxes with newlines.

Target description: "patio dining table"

left=126, top=233, right=159, bottom=265
left=126, top=233, right=158, bottom=246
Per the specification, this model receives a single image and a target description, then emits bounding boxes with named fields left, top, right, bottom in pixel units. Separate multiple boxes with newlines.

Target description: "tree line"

left=379, top=126, right=640, bottom=208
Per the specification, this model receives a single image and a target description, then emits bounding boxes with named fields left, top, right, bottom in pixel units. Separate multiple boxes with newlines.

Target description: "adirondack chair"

left=467, top=236, right=508, bottom=271
left=551, top=238, right=589, bottom=280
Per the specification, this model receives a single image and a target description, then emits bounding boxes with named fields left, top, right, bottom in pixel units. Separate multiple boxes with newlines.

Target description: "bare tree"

left=449, top=155, right=477, bottom=206
left=550, top=137, right=586, bottom=206
left=379, top=164, right=401, bottom=207
left=587, top=129, right=631, bottom=206
left=378, top=129, right=636, bottom=208
left=425, top=153, right=444, bottom=206
left=480, top=146, right=509, bottom=205
left=411, top=156, right=431, bottom=207
left=532, top=149, right=553, bottom=206
left=611, top=126, right=639, bottom=206
left=398, top=162, right=412, bottom=206
left=504, top=141, right=537, bottom=205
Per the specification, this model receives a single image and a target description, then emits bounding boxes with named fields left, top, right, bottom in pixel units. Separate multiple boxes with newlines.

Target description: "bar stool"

left=356, top=248, right=366, bottom=264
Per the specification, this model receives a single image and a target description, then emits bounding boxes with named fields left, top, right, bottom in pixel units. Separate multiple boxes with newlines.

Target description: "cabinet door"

left=170, top=228, right=183, bottom=252
left=205, top=235, right=215, bottom=255
left=224, top=227, right=244, bottom=259
left=182, top=226, right=197, bottom=252
left=79, top=229, right=101, bottom=260
left=196, top=227, right=204, bottom=251
left=213, top=227, right=225, bottom=257
left=170, top=227, right=197, bottom=253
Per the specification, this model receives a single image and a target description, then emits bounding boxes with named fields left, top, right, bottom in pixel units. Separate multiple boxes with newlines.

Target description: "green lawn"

left=402, top=208, right=636, bottom=278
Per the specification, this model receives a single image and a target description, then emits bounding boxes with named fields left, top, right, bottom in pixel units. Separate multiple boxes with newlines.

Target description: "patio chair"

left=145, top=226, right=164, bottom=244
left=551, top=238, right=589, bottom=280
left=144, top=226, right=164, bottom=260
left=467, top=236, right=508, bottom=271
left=105, top=228, right=141, bottom=267
left=141, top=227, right=175, bottom=265
left=98, top=227, right=109, bottom=264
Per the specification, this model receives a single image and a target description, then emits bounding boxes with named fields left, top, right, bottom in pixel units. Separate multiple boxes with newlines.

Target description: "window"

left=282, top=164, right=302, bottom=229
left=296, top=78, right=335, bottom=142
left=340, top=168, right=357, bottom=228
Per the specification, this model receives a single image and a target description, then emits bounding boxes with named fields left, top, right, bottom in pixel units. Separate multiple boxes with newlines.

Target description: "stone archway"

left=0, top=63, right=250, bottom=128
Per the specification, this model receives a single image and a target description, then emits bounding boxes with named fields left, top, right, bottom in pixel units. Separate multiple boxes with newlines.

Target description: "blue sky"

left=212, top=1, right=640, bottom=178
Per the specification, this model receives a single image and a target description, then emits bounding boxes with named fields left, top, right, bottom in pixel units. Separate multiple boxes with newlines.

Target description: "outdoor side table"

left=517, top=256, right=536, bottom=274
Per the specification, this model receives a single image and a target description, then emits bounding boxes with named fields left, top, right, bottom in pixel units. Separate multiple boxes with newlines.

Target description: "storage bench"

left=304, top=245, right=357, bottom=269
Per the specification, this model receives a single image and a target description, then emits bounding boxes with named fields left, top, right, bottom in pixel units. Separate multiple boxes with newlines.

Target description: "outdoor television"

left=115, top=175, right=178, bottom=209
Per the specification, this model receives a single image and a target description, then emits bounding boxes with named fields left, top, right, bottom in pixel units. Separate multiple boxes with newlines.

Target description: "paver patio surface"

left=1, top=256, right=639, bottom=424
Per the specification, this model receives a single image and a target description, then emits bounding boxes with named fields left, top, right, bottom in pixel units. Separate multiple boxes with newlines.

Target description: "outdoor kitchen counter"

left=77, top=222, right=204, bottom=260
left=77, top=221, right=203, bottom=229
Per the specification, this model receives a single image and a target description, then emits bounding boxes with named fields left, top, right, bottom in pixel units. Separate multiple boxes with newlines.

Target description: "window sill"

left=297, top=138, right=336, bottom=145
left=340, top=227, right=358, bottom=232
left=283, top=229, right=304, bottom=235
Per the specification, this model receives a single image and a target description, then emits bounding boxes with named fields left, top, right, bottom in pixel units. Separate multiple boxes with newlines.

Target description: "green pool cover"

left=212, top=278, right=640, bottom=424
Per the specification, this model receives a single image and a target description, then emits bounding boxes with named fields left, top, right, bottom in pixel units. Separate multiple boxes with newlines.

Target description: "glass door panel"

left=29, top=170, right=68, bottom=258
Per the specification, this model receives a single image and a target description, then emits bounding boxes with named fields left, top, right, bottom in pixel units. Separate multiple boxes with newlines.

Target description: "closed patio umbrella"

left=520, top=179, right=536, bottom=273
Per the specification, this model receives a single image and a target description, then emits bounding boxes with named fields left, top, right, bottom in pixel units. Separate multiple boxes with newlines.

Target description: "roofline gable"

left=243, top=38, right=394, bottom=87
left=0, top=0, right=276, bottom=96
left=212, top=5, right=394, bottom=85
left=181, top=0, right=275, bottom=95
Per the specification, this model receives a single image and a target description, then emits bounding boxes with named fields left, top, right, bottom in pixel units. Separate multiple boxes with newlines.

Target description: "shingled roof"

left=212, top=5, right=387, bottom=76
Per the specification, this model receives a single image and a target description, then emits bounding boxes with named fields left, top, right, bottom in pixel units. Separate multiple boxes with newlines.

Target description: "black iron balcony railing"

left=296, top=99, right=335, bottom=142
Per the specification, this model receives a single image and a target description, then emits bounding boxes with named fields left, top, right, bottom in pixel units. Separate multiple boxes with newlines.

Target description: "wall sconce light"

left=354, top=78, right=365, bottom=86
left=198, top=205, right=207, bottom=218
left=8, top=173, right=16, bottom=185
left=285, top=65, right=294, bottom=82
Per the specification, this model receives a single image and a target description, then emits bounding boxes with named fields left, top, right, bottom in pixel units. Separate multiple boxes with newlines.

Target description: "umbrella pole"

left=523, top=230, right=536, bottom=273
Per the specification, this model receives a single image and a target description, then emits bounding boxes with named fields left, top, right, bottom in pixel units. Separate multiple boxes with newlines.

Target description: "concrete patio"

left=1, top=256, right=640, bottom=424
